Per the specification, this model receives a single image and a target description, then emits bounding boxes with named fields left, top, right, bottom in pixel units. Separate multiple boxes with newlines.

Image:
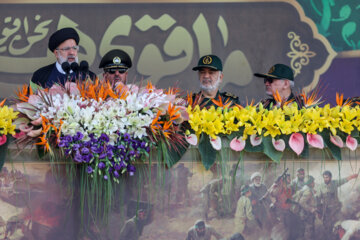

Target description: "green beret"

left=48, top=28, right=79, bottom=52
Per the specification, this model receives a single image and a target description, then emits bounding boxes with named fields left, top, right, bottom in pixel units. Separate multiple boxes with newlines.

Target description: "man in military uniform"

left=292, top=175, right=317, bottom=239
left=119, top=209, right=147, bottom=240
left=186, top=219, right=223, bottom=240
left=99, top=49, right=132, bottom=85
left=290, top=168, right=306, bottom=195
left=199, top=178, right=223, bottom=220
left=248, top=172, right=269, bottom=229
left=31, top=27, right=95, bottom=88
left=254, top=63, right=304, bottom=109
left=192, top=55, right=240, bottom=108
left=174, top=163, right=193, bottom=206
left=318, top=170, right=358, bottom=239
left=234, top=185, right=255, bottom=235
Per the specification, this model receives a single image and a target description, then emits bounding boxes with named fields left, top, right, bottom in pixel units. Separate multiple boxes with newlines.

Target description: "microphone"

left=70, top=62, right=79, bottom=72
left=61, top=62, right=71, bottom=82
left=61, top=62, right=70, bottom=74
left=79, top=61, right=90, bottom=80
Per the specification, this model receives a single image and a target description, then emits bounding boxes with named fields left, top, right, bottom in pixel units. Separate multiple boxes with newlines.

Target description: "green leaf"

left=0, top=140, right=9, bottom=171
left=163, top=141, right=189, bottom=168
left=198, top=134, right=217, bottom=170
left=320, top=130, right=342, bottom=160
left=244, top=138, right=263, bottom=152
left=262, top=136, right=283, bottom=163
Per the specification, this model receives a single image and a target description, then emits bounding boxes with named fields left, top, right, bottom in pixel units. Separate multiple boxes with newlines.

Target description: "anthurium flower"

left=210, top=136, right=221, bottom=150
left=65, top=82, right=80, bottom=95
left=31, top=117, right=43, bottom=126
left=307, top=133, right=324, bottom=149
left=27, top=128, right=42, bottom=137
left=19, top=123, right=34, bottom=133
left=0, top=135, right=6, bottom=146
left=272, top=138, right=285, bottom=152
left=186, top=134, right=198, bottom=146
left=250, top=134, right=262, bottom=146
left=346, top=135, right=358, bottom=151
left=230, top=137, right=245, bottom=152
left=289, top=133, right=304, bottom=156
left=330, top=135, right=343, bottom=148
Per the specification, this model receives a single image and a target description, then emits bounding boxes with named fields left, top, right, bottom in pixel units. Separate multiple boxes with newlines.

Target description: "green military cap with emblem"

left=99, top=49, right=132, bottom=70
left=254, top=63, right=294, bottom=81
left=192, top=54, right=223, bottom=71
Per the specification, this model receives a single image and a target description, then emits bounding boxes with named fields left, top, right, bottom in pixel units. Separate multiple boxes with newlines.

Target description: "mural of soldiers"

left=119, top=209, right=147, bottom=240
left=199, top=178, right=223, bottom=220
left=175, top=163, right=193, bottom=206
left=291, top=175, right=317, bottom=239
left=186, top=219, right=223, bottom=240
left=318, top=170, right=358, bottom=239
left=290, top=168, right=305, bottom=194
left=249, top=172, right=269, bottom=229
left=234, top=185, right=255, bottom=234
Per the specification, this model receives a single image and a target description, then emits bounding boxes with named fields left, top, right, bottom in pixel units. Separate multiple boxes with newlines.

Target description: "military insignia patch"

left=113, top=56, right=121, bottom=64
left=268, top=66, right=275, bottom=74
left=202, top=56, right=212, bottom=65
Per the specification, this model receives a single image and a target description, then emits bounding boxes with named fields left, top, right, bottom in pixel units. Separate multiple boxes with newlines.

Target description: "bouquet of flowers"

left=13, top=80, right=188, bottom=223
left=0, top=99, right=18, bottom=170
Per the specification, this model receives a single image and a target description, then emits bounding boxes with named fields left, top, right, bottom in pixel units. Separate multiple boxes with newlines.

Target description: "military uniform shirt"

left=318, top=178, right=348, bottom=208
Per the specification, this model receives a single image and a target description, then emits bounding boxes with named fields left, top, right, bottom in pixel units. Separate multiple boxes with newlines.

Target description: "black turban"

left=48, top=27, right=79, bottom=52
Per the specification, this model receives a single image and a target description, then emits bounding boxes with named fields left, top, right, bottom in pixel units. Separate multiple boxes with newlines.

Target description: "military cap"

left=192, top=54, right=222, bottom=71
left=305, top=175, right=315, bottom=186
left=195, top=220, right=205, bottom=229
left=48, top=27, right=79, bottom=52
left=241, top=185, right=251, bottom=195
left=99, top=49, right=132, bottom=70
left=250, top=172, right=261, bottom=182
left=254, top=63, right=294, bottom=81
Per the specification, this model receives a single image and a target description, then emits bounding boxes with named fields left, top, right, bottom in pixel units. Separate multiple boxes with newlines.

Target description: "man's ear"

left=219, top=72, right=224, bottom=83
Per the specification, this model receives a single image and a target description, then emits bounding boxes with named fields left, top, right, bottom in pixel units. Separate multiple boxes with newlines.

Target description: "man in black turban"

left=31, top=27, right=95, bottom=88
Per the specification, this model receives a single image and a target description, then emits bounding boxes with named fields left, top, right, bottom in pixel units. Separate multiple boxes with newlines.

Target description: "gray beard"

left=200, top=76, right=221, bottom=94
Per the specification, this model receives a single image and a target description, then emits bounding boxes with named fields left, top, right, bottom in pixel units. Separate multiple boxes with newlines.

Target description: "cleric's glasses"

left=56, top=46, right=79, bottom=52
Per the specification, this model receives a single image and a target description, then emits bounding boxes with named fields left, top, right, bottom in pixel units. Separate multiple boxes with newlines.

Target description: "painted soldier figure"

left=290, top=168, right=306, bottom=195
left=192, top=55, right=240, bottom=109
left=249, top=172, right=270, bottom=228
left=318, top=170, right=358, bottom=239
left=119, top=209, right=147, bottom=240
left=186, top=220, right=223, bottom=240
left=292, top=175, right=317, bottom=239
left=175, top=163, right=193, bottom=206
left=234, top=185, right=255, bottom=235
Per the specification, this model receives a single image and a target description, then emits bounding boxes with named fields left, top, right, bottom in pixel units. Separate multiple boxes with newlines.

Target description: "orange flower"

left=15, top=85, right=32, bottom=102
left=212, top=96, right=232, bottom=108
left=336, top=92, right=352, bottom=106
left=0, top=98, right=5, bottom=107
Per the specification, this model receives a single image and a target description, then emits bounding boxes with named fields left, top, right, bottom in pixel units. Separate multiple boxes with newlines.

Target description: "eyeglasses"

left=264, top=78, right=276, bottom=84
left=105, top=68, right=127, bottom=74
left=56, top=46, right=79, bottom=52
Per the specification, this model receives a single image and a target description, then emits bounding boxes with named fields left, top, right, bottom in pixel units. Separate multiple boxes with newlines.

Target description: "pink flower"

left=49, top=84, right=65, bottom=96
left=210, top=137, right=221, bottom=150
left=186, top=134, right=198, bottom=146
left=272, top=138, right=285, bottom=152
left=65, top=82, right=80, bottom=95
left=330, top=135, right=343, bottom=148
left=346, top=135, right=358, bottom=151
left=289, top=133, right=304, bottom=156
left=19, top=123, right=34, bottom=133
left=307, top=133, right=324, bottom=149
left=0, top=135, right=7, bottom=146
left=13, top=131, right=26, bottom=139
left=230, top=137, right=246, bottom=152
left=250, top=134, right=262, bottom=146
left=27, top=128, right=42, bottom=138
left=31, top=117, right=43, bottom=126
left=177, top=106, right=189, bottom=121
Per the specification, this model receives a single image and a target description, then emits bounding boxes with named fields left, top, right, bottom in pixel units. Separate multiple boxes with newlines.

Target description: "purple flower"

left=84, top=141, right=92, bottom=148
left=104, top=175, right=108, bottom=180
left=123, top=133, right=130, bottom=142
left=98, top=162, right=106, bottom=169
left=58, top=140, right=67, bottom=148
left=145, top=146, right=150, bottom=153
left=119, top=161, right=126, bottom=168
left=128, top=150, right=135, bottom=156
left=74, top=132, right=84, bottom=141
left=65, top=135, right=73, bottom=143
left=87, top=166, right=93, bottom=174
left=64, top=149, right=71, bottom=156
left=81, top=147, right=90, bottom=155
left=114, top=164, right=121, bottom=171
left=113, top=170, right=119, bottom=178
left=100, top=133, right=109, bottom=143
left=127, top=165, right=136, bottom=175
left=91, top=145, right=103, bottom=154
left=74, top=152, right=82, bottom=163
left=107, top=151, right=114, bottom=159
left=117, top=145, right=125, bottom=151
left=99, top=153, right=107, bottom=159
left=140, top=141, right=147, bottom=148
left=73, top=143, right=81, bottom=151
left=81, top=154, right=92, bottom=163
